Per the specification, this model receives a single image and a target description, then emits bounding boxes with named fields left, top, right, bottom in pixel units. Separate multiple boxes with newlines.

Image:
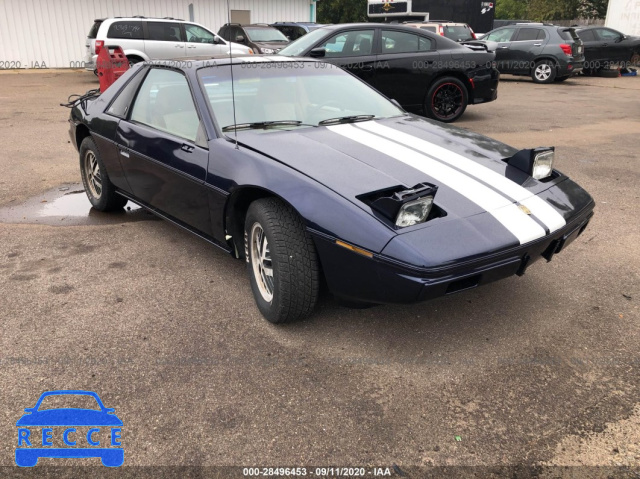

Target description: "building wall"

left=0, top=0, right=313, bottom=68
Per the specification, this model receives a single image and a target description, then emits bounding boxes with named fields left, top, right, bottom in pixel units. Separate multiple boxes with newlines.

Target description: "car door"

left=510, top=27, right=548, bottom=74
left=483, top=27, right=517, bottom=73
left=310, top=28, right=377, bottom=83
left=595, top=28, right=627, bottom=63
left=577, top=29, right=600, bottom=65
left=144, top=21, right=187, bottom=59
left=375, top=29, right=439, bottom=108
left=116, top=67, right=211, bottom=234
left=184, top=23, right=227, bottom=56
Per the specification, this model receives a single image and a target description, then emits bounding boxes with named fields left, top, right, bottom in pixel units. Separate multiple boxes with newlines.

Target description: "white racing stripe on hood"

left=327, top=124, right=546, bottom=245
left=356, top=122, right=566, bottom=233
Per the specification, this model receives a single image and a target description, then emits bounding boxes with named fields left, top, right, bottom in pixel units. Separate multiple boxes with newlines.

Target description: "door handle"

left=119, top=149, right=130, bottom=158
left=602, top=43, right=608, bottom=47
left=175, top=44, right=184, bottom=48
left=187, top=45, right=196, bottom=49
left=181, top=144, right=194, bottom=153
left=499, top=46, right=509, bottom=49
left=533, top=43, right=542, bottom=46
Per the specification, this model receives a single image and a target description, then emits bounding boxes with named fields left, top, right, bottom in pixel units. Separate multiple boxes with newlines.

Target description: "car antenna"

left=227, top=0, right=239, bottom=149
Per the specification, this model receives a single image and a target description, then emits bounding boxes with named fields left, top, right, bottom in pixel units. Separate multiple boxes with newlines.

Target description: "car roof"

left=102, top=16, right=188, bottom=23
left=152, top=55, right=321, bottom=68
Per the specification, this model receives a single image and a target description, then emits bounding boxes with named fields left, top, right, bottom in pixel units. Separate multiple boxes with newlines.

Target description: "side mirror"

left=213, top=37, right=223, bottom=44
left=236, top=35, right=245, bottom=43
left=310, top=47, right=326, bottom=58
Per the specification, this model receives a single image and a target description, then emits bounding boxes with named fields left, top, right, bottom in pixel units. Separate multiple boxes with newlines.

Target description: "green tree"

left=496, top=0, right=530, bottom=19
left=317, top=0, right=369, bottom=24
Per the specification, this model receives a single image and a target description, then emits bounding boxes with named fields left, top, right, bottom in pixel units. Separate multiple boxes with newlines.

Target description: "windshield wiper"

left=222, top=120, right=307, bottom=132
left=319, top=115, right=376, bottom=126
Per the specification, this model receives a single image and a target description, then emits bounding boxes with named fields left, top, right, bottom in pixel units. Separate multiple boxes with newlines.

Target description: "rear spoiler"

left=460, top=40, right=497, bottom=53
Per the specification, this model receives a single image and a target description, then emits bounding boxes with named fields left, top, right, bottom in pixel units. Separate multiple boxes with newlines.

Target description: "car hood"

left=16, top=409, right=123, bottom=426
left=253, top=41, right=289, bottom=51
left=235, top=115, right=565, bottom=226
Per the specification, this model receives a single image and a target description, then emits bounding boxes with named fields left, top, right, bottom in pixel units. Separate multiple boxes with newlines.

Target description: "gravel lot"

left=0, top=69, right=638, bottom=477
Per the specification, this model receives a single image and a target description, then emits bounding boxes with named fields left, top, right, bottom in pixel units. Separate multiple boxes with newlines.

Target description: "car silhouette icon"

left=15, top=390, right=123, bottom=467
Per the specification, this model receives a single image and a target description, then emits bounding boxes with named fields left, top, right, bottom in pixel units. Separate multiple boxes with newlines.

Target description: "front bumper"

left=312, top=200, right=594, bottom=305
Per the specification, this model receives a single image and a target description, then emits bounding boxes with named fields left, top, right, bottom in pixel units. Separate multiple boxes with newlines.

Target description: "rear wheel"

left=79, top=137, right=128, bottom=212
left=531, top=60, right=557, bottom=83
left=244, top=198, right=319, bottom=323
left=424, top=77, right=468, bottom=123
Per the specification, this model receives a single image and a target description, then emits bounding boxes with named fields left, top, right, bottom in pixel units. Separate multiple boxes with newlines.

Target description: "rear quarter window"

left=88, top=21, right=103, bottom=39
left=558, top=28, right=579, bottom=41
left=107, top=21, right=144, bottom=40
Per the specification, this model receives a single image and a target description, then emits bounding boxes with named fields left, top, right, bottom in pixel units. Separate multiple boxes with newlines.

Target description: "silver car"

left=84, top=16, right=253, bottom=71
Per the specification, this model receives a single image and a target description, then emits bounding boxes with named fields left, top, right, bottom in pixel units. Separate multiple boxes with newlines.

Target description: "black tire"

left=598, top=69, right=620, bottom=78
left=554, top=75, right=571, bottom=82
left=79, top=137, right=128, bottom=212
left=424, top=76, right=468, bottom=123
left=531, top=60, right=557, bottom=84
left=244, top=198, right=319, bottom=323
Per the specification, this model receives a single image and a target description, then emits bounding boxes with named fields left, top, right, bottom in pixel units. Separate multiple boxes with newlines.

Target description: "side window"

left=295, top=27, right=306, bottom=39
left=485, top=27, right=516, bottom=43
left=279, top=26, right=294, bottom=39
left=232, top=27, right=244, bottom=42
left=578, top=30, right=596, bottom=42
left=219, top=26, right=229, bottom=40
left=516, top=28, right=541, bottom=41
left=319, top=30, right=374, bottom=57
left=597, top=28, right=621, bottom=41
left=147, top=22, right=184, bottom=42
left=185, top=24, right=215, bottom=43
left=106, top=67, right=149, bottom=118
left=107, top=21, right=144, bottom=40
left=130, top=68, right=200, bottom=142
left=381, top=30, right=433, bottom=54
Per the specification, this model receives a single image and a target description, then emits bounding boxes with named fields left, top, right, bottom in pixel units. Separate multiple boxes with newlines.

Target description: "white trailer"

left=606, top=0, right=640, bottom=36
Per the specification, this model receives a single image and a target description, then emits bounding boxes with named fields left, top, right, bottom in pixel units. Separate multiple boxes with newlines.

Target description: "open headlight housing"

left=358, top=183, right=439, bottom=229
left=507, top=147, right=555, bottom=180
left=395, top=196, right=434, bottom=227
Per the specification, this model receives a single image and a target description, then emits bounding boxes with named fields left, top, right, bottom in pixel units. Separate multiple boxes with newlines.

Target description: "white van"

left=85, top=17, right=253, bottom=71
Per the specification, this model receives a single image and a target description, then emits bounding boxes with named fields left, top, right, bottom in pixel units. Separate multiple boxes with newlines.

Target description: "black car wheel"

left=79, top=137, right=128, bottom=211
left=532, top=60, right=557, bottom=83
left=244, top=198, right=319, bottom=323
left=424, top=77, right=468, bottom=123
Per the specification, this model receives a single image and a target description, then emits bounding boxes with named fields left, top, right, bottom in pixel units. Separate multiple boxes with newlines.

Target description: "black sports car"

left=68, top=57, right=594, bottom=323
left=575, top=26, right=640, bottom=72
left=278, top=23, right=500, bottom=123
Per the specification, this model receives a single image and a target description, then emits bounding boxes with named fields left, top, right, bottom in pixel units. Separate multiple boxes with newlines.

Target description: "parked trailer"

left=367, top=0, right=495, bottom=34
left=605, top=0, right=640, bottom=36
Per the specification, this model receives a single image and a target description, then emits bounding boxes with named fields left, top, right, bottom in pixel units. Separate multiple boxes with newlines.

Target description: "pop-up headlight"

left=507, top=147, right=555, bottom=180
left=360, top=183, right=438, bottom=228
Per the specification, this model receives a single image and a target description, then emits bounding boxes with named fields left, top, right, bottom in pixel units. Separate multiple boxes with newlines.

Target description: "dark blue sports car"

left=68, top=56, right=594, bottom=323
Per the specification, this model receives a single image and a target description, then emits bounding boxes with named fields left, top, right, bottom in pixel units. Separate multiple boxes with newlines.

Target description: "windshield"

left=278, top=28, right=330, bottom=56
left=443, top=25, right=474, bottom=42
left=245, top=27, right=289, bottom=43
left=198, top=62, right=403, bottom=132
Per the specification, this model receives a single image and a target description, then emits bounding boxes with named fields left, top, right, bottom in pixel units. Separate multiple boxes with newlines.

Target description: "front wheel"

left=531, top=60, right=557, bottom=83
left=424, top=77, right=468, bottom=123
left=79, top=137, right=128, bottom=211
left=244, top=198, right=319, bottom=323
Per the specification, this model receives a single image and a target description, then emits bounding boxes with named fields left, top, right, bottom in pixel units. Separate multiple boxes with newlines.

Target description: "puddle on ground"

left=0, top=184, right=158, bottom=226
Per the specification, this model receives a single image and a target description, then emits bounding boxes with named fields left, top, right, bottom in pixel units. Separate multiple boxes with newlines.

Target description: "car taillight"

left=470, top=28, right=476, bottom=39
left=560, top=44, right=572, bottom=56
left=95, top=40, right=104, bottom=55
left=438, top=26, right=444, bottom=36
